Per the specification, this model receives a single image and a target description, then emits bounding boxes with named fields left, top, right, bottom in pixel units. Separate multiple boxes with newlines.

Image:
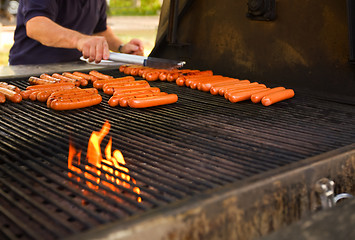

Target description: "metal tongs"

left=109, top=52, right=186, bottom=69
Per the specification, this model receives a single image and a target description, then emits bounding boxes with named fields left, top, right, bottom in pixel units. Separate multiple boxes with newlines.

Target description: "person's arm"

left=26, top=16, right=144, bottom=63
left=94, top=26, right=144, bottom=56
left=26, top=16, right=108, bottom=63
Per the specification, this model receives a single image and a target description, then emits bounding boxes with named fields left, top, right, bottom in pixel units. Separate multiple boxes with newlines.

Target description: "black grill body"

left=0, top=68, right=354, bottom=240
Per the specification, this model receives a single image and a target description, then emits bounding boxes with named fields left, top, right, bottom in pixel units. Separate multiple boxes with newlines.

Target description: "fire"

left=68, top=121, right=141, bottom=202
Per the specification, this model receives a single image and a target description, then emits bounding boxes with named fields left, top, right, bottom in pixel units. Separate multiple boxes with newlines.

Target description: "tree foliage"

left=108, top=0, right=162, bottom=16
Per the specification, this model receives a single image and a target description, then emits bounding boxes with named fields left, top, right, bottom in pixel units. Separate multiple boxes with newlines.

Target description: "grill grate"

left=0, top=69, right=354, bottom=240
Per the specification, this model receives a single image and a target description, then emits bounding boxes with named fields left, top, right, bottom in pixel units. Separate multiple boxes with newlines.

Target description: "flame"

left=68, top=121, right=141, bottom=202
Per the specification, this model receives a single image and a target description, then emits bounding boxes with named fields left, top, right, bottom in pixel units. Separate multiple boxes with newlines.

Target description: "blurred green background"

left=108, top=0, right=162, bottom=15
left=0, top=0, right=162, bottom=65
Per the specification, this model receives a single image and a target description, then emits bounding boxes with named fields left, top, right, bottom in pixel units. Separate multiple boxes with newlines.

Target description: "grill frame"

left=0, top=67, right=354, bottom=240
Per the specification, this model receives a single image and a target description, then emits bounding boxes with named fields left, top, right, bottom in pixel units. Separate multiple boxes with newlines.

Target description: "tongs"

left=109, top=52, right=186, bottom=69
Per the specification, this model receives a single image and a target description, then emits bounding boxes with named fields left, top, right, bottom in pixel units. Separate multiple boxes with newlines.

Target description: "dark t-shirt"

left=9, top=0, right=107, bottom=65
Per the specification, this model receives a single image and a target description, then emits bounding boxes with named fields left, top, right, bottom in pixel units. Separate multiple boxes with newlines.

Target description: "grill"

left=0, top=68, right=354, bottom=240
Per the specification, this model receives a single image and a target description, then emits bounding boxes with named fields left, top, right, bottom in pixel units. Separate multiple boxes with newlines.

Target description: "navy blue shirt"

left=9, top=0, right=107, bottom=65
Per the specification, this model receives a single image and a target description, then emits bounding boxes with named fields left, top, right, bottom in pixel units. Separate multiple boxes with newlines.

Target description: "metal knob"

left=315, top=178, right=354, bottom=210
left=315, top=178, right=335, bottom=209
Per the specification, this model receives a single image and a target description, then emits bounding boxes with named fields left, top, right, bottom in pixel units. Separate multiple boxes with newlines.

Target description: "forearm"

left=26, top=16, right=84, bottom=49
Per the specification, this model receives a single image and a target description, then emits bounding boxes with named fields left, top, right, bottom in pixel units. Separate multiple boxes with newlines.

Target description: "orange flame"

left=68, top=121, right=141, bottom=202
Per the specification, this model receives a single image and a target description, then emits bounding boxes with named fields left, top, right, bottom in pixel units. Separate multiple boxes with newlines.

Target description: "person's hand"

left=76, top=35, right=110, bottom=63
left=120, top=39, right=144, bottom=56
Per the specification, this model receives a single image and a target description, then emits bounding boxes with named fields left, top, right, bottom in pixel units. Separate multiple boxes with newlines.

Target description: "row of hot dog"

left=0, top=70, right=179, bottom=110
left=118, top=65, right=295, bottom=106
left=0, top=65, right=294, bottom=109
left=89, top=76, right=178, bottom=108
left=19, top=71, right=102, bottom=110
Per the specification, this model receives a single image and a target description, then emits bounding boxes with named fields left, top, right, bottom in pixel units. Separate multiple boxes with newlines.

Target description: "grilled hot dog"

left=0, top=87, right=22, bottom=103
left=128, top=94, right=178, bottom=108
left=89, top=70, right=113, bottom=80
left=0, top=92, right=6, bottom=103
left=261, top=89, right=295, bottom=106
left=52, top=73, right=81, bottom=86
left=250, top=87, right=286, bottom=103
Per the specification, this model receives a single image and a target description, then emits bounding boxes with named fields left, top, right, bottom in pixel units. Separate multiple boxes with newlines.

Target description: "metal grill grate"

left=0, top=69, right=354, bottom=239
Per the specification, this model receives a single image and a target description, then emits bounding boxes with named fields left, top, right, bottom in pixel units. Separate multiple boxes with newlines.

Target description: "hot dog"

left=128, top=94, right=178, bottom=108
left=52, top=73, right=81, bottom=86
left=175, top=72, right=213, bottom=86
left=170, top=70, right=203, bottom=84
left=158, top=71, right=169, bottom=81
left=108, top=89, right=159, bottom=107
left=38, top=88, right=94, bottom=103
left=197, top=77, right=235, bottom=91
left=113, top=87, right=161, bottom=96
left=40, top=73, right=61, bottom=82
left=0, top=82, right=21, bottom=93
left=119, top=65, right=128, bottom=72
left=261, top=89, right=295, bottom=106
left=179, top=69, right=199, bottom=74
left=30, top=91, right=41, bottom=101
left=166, top=72, right=180, bottom=82
left=124, top=66, right=141, bottom=75
left=106, top=85, right=151, bottom=95
left=89, top=70, right=113, bottom=80
left=0, top=87, right=22, bottom=103
left=189, top=76, right=225, bottom=89
left=37, top=90, right=60, bottom=102
left=108, top=96, right=123, bottom=107
left=93, top=76, right=135, bottom=89
left=62, top=72, right=88, bottom=87
left=185, top=75, right=223, bottom=88
left=138, top=67, right=152, bottom=77
left=220, top=82, right=260, bottom=96
left=20, top=90, right=31, bottom=100
left=72, top=72, right=98, bottom=82
left=122, top=65, right=141, bottom=76
left=103, top=80, right=149, bottom=88
left=224, top=84, right=266, bottom=100
left=209, top=80, right=250, bottom=95
left=29, top=76, right=58, bottom=85
left=250, top=87, right=286, bottom=103
left=184, top=70, right=213, bottom=77
left=228, top=88, right=270, bottom=103
left=103, top=80, right=150, bottom=95
left=26, top=82, right=75, bottom=91
left=49, top=94, right=102, bottom=111
left=49, top=88, right=98, bottom=98
left=175, top=77, right=187, bottom=86
left=145, top=71, right=160, bottom=81
left=141, top=68, right=159, bottom=79
left=119, top=92, right=168, bottom=107
left=0, top=92, right=6, bottom=103
left=46, top=88, right=98, bottom=106
left=123, top=66, right=133, bottom=75
left=130, top=66, right=142, bottom=76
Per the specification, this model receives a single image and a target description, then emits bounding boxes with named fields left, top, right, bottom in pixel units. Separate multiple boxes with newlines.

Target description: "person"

left=8, top=0, right=144, bottom=65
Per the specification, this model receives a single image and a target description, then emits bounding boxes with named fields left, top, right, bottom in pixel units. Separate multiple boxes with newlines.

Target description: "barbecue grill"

left=1, top=0, right=355, bottom=240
